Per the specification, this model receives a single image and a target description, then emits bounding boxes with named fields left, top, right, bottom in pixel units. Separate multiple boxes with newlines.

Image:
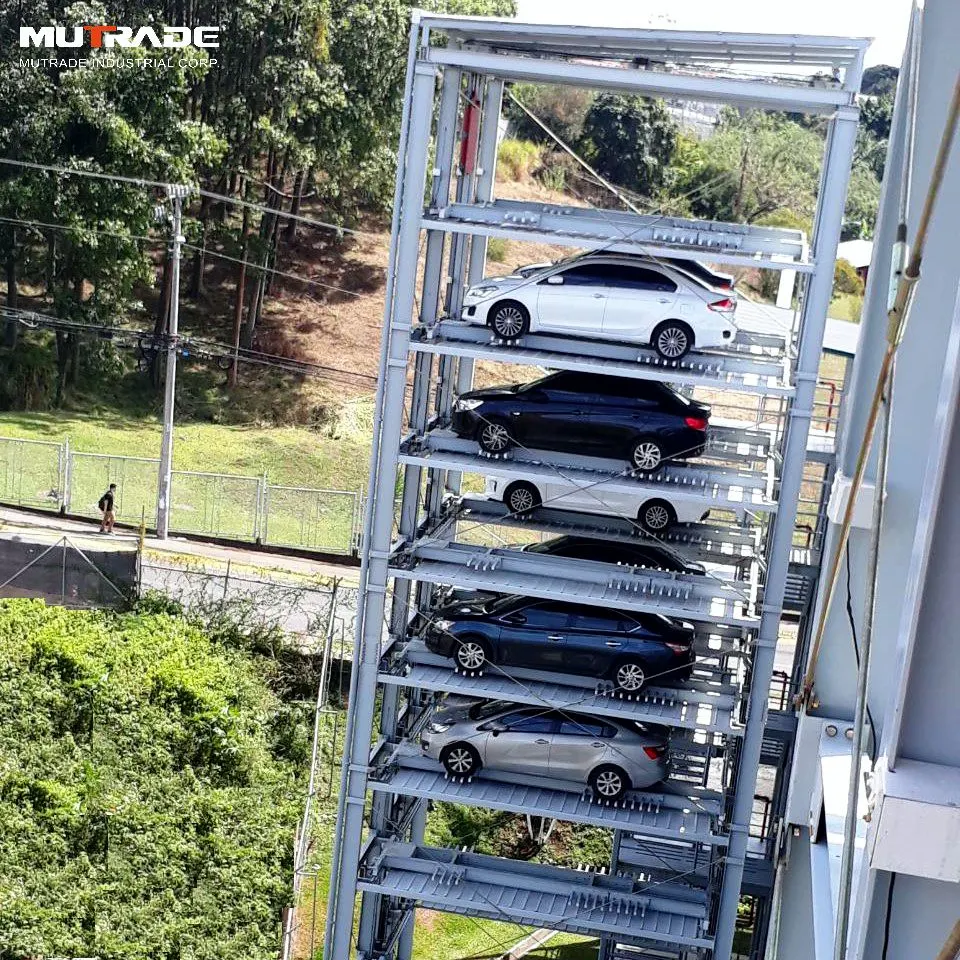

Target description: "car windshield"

left=484, top=594, right=524, bottom=614
left=468, top=700, right=513, bottom=721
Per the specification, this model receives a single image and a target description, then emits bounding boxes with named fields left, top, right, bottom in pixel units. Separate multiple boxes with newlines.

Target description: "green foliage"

left=830, top=292, right=864, bottom=322
left=861, top=64, right=899, bottom=97
left=486, top=237, right=509, bottom=263
left=506, top=82, right=596, bottom=146
left=0, top=599, right=306, bottom=960
left=580, top=94, right=677, bottom=197
left=497, top=138, right=544, bottom=181
left=834, top=258, right=864, bottom=296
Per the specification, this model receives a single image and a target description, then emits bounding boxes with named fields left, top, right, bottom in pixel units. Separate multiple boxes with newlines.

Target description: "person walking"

left=98, top=483, right=117, bottom=534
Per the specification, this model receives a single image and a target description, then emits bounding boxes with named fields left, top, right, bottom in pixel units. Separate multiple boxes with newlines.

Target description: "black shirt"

left=101, top=490, right=115, bottom=511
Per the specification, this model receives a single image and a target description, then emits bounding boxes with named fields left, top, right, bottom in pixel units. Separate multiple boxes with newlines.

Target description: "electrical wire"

left=881, top=873, right=896, bottom=960
left=843, top=546, right=878, bottom=762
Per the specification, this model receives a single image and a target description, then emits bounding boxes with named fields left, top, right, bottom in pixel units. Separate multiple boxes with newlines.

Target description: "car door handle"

left=593, top=292, right=605, bottom=298
left=605, top=640, right=623, bottom=648
left=535, top=738, right=550, bottom=745
left=548, top=634, right=564, bottom=641
left=592, top=742, right=604, bottom=748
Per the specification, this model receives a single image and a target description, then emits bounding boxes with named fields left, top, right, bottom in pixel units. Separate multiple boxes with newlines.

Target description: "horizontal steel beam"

left=410, top=322, right=794, bottom=397
left=424, top=198, right=813, bottom=271
left=368, top=742, right=726, bottom=843
left=359, top=840, right=714, bottom=949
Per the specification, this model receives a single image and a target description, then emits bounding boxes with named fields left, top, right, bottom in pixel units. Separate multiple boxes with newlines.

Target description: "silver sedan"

left=420, top=697, right=669, bottom=802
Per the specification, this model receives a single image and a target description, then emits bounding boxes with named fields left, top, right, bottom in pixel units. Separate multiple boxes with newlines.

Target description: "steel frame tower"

left=325, top=15, right=866, bottom=960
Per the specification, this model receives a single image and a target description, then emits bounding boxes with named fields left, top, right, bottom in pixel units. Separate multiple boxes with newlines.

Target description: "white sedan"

left=483, top=475, right=709, bottom=533
left=461, top=255, right=738, bottom=360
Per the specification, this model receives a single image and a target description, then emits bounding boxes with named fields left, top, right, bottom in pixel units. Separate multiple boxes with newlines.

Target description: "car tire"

left=589, top=764, right=630, bottom=802
left=489, top=300, right=530, bottom=340
left=477, top=418, right=513, bottom=454
left=637, top=499, right=677, bottom=533
left=651, top=320, right=694, bottom=361
left=454, top=636, right=490, bottom=673
left=440, top=742, right=482, bottom=778
left=612, top=658, right=648, bottom=694
left=503, top=481, right=541, bottom=515
left=629, top=438, right=665, bottom=472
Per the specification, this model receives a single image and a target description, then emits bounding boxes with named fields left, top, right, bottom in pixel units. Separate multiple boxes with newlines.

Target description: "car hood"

left=456, top=383, right=525, bottom=402
left=433, top=593, right=494, bottom=619
left=429, top=696, right=490, bottom=726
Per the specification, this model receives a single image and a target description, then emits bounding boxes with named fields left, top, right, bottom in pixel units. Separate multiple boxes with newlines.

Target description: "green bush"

left=486, top=237, right=509, bottom=263
left=834, top=257, right=865, bottom=295
left=0, top=599, right=305, bottom=960
left=497, top=138, right=544, bottom=181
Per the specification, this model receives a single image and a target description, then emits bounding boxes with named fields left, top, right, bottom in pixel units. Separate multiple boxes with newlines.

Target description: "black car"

left=523, top=535, right=706, bottom=575
left=451, top=371, right=710, bottom=472
left=424, top=594, right=696, bottom=692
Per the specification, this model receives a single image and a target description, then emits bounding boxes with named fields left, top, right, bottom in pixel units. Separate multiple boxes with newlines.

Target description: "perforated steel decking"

left=359, top=841, right=715, bottom=951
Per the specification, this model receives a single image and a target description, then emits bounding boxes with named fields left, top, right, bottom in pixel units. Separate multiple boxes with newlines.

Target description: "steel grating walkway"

left=368, top=742, right=727, bottom=843
left=393, top=538, right=759, bottom=627
left=422, top=199, right=812, bottom=273
left=409, top=320, right=794, bottom=396
left=359, top=841, right=715, bottom=951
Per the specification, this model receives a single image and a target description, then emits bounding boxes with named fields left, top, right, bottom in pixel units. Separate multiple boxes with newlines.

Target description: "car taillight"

left=665, top=642, right=690, bottom=655
left=708, top=298, right=735, bottom=312
left=684, top=416, right=708, bottom=431
left=643, top=745, right=665, bottom=760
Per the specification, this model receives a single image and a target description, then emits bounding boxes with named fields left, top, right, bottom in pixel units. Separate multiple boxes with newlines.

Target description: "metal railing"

left=0, top=435, right=363, bottom=556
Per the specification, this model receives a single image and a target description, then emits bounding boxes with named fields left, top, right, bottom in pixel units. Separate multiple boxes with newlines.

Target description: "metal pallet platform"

left=399, top=439, right=778, bottom=516
left=368, top=742, right=727, bottom=843
left=358, top=841, right=715, bottom=951
left=393, top=539, right=759, bottom=628
left=423, top=199, right=811, bottom=273
left=379, top=650, right=742, bottom=737
left=409, top=321, right=794, bottom=397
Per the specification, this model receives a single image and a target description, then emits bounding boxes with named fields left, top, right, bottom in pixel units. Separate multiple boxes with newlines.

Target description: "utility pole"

left=156, top=184, right=190, bottom=539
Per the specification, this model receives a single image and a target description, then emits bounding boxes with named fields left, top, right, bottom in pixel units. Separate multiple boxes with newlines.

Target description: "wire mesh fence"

left=0, top=435, right=362, bottom=555
left=0, top=436, right=62, bottom=508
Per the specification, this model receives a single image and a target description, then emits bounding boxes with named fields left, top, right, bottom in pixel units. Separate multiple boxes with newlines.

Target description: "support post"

left=711, top=107, right=860, bottom=960
left=156, top=185, right=189, bottom=540
left=324, top=44, right=436, bottom=960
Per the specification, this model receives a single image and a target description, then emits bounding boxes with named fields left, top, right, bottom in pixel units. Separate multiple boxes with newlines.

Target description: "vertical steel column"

left=711, top=107, right=860, bottom=960
left=323, top=43, right=437, bottom=960
left=359, top=63, right=461, bottom=960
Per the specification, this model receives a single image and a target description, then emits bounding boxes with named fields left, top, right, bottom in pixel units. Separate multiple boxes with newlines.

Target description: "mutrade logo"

left=19, top=25, right=220, bottom=48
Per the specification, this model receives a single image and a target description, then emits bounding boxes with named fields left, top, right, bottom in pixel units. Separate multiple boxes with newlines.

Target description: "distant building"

left=837, top=238, right=873, bottom=284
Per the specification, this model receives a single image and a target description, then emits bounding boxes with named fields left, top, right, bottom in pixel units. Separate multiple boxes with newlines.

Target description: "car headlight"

left=454, top=398, right=484, bottom=411
left=427, top=721, right=451, bottom=733
left=469, top=285, right=500, bottom=298
left=433, top=619, right=454, bottom=633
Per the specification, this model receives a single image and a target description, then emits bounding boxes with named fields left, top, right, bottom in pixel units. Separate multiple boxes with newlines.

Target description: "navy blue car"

left=450, top=370, right=710, bottom=472
left=424, top=594, right=696, bottom=692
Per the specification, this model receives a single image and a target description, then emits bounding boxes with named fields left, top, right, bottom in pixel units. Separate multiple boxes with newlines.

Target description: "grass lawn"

left=0, top=409, right=372, bottom=551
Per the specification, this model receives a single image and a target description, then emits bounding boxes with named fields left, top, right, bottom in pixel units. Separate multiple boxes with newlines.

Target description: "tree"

left=506, top=82, right=596, bottom=146
left=861, top=64, right=899, bottom=96
left=856, top=94, right=895, bottom=180
left=580, top=94, right=678, bottom=197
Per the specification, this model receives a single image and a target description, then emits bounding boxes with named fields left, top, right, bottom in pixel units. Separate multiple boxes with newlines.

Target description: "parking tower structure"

left=325, top=15, right=867, bottom=960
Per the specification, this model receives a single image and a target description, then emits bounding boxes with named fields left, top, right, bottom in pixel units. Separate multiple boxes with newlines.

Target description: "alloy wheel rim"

left=596, top=770, right=623, bottom=797
left=657, top=327, right=687, bottom=358
left=508, top=488, right=535, bottom=513
left=457, top=642, right=485, bottom=670
left=644, top=505, right=670, bottom=530
left=447, top=748, right=474, bottom=774
left=633, top=442, right=662, bottom=471
left=494, top=306, right=525, bottom=337
left=617, top=662, right=645, bottom=691
left=481, top=422, right=510, bottom=452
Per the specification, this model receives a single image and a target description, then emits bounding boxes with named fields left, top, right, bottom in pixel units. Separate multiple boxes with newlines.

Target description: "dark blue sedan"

left=423, top=594, right=695, bottom=692
left=450, top=370, right=710, bottom=472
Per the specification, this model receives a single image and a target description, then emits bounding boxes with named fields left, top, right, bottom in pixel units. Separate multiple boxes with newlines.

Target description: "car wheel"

left=478, top=418, right=513, bottom=454
left=441, top=742, right=482, bottom=778
left=652, top=320, right=694, bottom=361
left=454, top=637, right=489, bottom=672
left=630, top=438, right=664, bottom=472
left=503, top=481, right=541, bottom=515
left=612, top=658, right=648, bottom=693
left=638, top=499, right=677, bottom=533
left=489, top=300, right=530, bottom=340
left=589, top=764, right=630, bottom=802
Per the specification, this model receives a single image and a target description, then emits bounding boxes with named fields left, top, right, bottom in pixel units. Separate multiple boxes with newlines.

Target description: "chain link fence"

left=0, top=435, right=362, bottom=556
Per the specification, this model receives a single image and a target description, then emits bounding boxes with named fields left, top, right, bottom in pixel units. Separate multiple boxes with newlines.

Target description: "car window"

left=567, top=608, right=619, bottom=632
left=554, top=264, right=609, bottom=286
left=502, top=712, right=558, bottom=734
left=559, top=718, right=616, bottom=738
left=605, top=264, right=678, bottom=293
left=525, top=601, right=576, bottom=630
left=539, top=371, right=605, bottom=395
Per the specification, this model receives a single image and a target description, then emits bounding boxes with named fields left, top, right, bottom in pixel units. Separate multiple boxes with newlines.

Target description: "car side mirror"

left=545, top=274, right=564, bottom=285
